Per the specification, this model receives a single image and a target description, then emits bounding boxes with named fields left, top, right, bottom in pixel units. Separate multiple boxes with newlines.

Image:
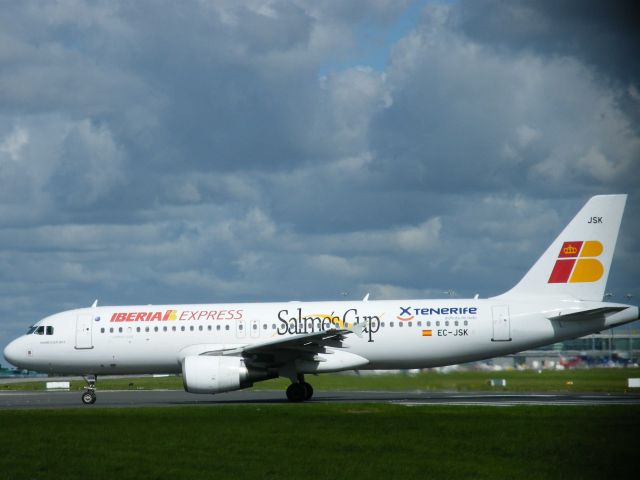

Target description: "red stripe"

left=548, top=259, right=575, bottom=283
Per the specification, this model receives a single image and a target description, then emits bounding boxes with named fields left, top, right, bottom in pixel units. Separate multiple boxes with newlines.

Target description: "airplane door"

left=236, top=318, right=246, bottom=338
left=250, top=319, right=260, bottom=338
left=491, top=305, right=511, bottom=342
left=75, top=314, right=94, bottom=349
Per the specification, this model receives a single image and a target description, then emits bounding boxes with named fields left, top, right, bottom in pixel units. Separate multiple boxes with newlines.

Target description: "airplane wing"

left=198, top=328, right=358, bottom=369
left=547, top=306, right=628, bottom=321
left=242, top=328, right=352, bottom=353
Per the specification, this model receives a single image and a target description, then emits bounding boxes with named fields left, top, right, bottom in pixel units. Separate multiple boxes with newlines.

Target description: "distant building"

left=503, top=329, right=640, bottom=369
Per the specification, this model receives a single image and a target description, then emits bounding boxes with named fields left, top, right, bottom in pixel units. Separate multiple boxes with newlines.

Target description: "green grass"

left=0, top=404, right=637, bottom=480
left=255, top=368, right=640, bottom=392
left=2, top=368, right=639, bottom=392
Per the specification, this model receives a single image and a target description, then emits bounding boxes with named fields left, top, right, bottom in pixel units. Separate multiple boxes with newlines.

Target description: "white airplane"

left=3, top=195, right=638, bottom=404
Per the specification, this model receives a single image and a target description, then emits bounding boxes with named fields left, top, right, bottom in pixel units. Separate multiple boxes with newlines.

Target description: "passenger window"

left=172, top=326, right=176, bottom=332
left=154, top=326, right=158, bottom=332
left=263, top=324, right=267, bottom=330
left=109, top=328, right=114, bottom=333
left=207, top=325, right=212, bottom=331
left=399, top=322, right=403, bottom=327
left=181, top=326, right=185, bottom=332
left=190, top=326, right=194, bottom=332
left=100, top=328, right=105, bottom=333
left=46, top=326, right=54, bottom=335
left=163, top=326, right=167, bottom=332
left=225, top=325, right=229, bottom=331
left=216, top=325, right=221, bottom=331
left=198, top=325, right=203, bottom=331
left=145, top=326, right=150, bottom=333
left=390, top=322, right=394, bottom=327
left=118, top=327, right=123, bottom=333
left=408, top=322, right=412, bottom=327
left=136, top=327, right=141, bottom=333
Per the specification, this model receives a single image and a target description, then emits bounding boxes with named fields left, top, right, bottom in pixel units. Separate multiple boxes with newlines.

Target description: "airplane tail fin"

left=498, top=194, right=627, bottom=302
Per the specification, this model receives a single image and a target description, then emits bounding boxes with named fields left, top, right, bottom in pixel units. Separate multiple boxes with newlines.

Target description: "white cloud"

left=516, top=124, right=540, bottom=148
left=306, top=254, right=366, bottom=278
left=574, top=146, right=621, bottom=183
left=358, top=283, right=445, bottom=300
left=394, top=218, right=442, bottom=252
left=0, top=126, right=28, bottom=161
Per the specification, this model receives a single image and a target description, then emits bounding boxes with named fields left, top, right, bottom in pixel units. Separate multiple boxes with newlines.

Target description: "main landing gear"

left=286, top=374, right=314, bottom=402
left=81, top=374, right=97, bottom=405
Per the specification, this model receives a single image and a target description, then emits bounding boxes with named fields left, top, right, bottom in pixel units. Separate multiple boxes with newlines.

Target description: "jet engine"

left=182, top=355, right=269, bottom=394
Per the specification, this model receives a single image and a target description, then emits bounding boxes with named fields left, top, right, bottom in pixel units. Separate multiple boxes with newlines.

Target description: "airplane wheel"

left=82, top=391, right=96, bottom=405
left=302, top=382, right=313, bottom=400
left=286, top=383, right=306, bottom=402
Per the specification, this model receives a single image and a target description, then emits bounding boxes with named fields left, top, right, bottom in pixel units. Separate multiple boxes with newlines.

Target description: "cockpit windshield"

left=27, top=325, right=53, bottom=335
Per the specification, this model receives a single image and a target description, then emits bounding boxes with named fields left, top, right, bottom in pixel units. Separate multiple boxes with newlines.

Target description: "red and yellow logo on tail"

left=548, top=240, right=604, bottom=283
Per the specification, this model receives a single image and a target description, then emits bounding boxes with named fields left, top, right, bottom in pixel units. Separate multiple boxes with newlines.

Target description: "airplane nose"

left=3, top=340, right=21, bottom=367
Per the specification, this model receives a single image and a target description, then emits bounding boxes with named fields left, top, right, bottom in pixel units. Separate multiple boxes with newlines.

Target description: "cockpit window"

left=46, top=326, right=54, bottom=335
left=35, top=326, right=45, bottom=335
left=27, top=326, right=37, bottom=334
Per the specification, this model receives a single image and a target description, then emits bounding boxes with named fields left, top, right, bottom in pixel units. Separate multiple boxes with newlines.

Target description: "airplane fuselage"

left=6, top=298, right=637, bottom=376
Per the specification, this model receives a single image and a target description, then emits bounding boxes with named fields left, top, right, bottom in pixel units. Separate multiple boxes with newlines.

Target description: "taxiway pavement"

left=1, top=389, right=639, bottom=409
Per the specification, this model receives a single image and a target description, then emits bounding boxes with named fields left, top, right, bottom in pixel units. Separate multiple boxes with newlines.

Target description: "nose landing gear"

left=81, top=375, right=97, bottom=405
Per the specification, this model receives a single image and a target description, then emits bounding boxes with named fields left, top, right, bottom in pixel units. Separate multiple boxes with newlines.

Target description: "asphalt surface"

left=1, top=389, right=639, bottom=409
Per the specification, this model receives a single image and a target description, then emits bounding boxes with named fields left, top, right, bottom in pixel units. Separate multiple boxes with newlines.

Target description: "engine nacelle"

left=182, top=355, right=252, bottom=394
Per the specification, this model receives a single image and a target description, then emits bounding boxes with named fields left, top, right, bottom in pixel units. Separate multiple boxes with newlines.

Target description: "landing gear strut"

left=285, top=374, right=314, bottom=402
left=81, top=375, right=97, bottom=405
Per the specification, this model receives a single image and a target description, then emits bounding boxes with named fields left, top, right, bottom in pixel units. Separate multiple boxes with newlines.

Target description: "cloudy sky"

left=1, top=0, right=639, bottom=359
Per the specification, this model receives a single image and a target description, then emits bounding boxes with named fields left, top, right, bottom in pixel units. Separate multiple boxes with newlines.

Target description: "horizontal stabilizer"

left=547, top=306, right=627, bottom=321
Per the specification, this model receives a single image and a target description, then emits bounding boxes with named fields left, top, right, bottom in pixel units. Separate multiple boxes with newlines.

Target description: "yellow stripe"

left=580, top=240, right=603, bottom=257
left=569, top=258, right=604, bottom=282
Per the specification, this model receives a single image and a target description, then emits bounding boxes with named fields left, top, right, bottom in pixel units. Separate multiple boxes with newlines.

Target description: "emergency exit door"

left=491, top=305, right=511, bottom=342
left=75, top=314, right=93, bottom=349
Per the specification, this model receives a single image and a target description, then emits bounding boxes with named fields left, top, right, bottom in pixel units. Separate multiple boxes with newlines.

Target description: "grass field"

left=2, top=367, right=639, bottom=392
left=0, top=404, right=637, bottom=480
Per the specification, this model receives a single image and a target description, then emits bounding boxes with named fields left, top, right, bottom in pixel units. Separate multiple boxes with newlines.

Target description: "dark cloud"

left=456, top=0, right=640, bottom=86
